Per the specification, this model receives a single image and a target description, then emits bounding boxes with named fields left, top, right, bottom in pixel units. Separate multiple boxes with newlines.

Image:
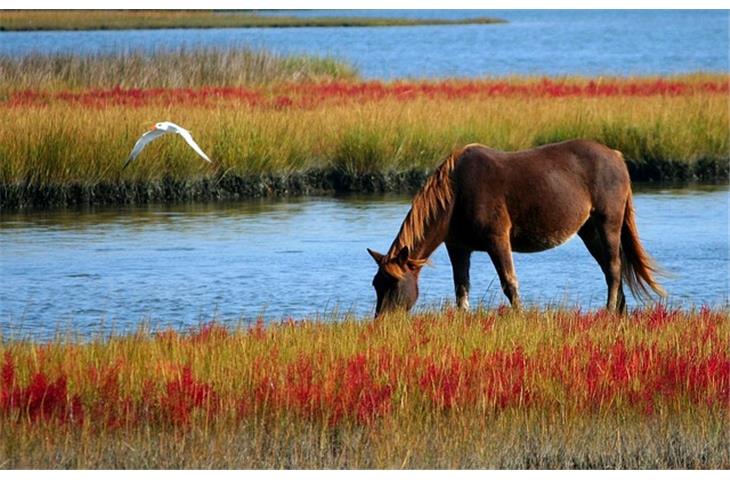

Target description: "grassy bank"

left=0, top=10, right=506, bottom=31
left=1, top=75, right=728, bottom=208
left=1, top=306, right=728, bottom=468
left=1, top=51, right=727, bottom=207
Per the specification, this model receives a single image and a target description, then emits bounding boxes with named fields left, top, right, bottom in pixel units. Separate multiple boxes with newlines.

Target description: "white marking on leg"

left=458, top=296, right=470, bottom=310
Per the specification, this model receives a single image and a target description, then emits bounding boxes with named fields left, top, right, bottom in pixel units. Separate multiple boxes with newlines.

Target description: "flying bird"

left=124, top=121, right=211, bottom=169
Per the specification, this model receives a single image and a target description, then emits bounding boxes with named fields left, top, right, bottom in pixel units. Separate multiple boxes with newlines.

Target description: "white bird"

left=124, top=121, right=211, bottom=169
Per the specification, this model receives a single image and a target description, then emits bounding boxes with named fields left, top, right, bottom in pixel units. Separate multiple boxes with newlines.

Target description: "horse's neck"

left=389, top=206, right=451, bottom=261
left=412, top=223, right=448, bottom=260
left=387, top=151, right=458, bottom=262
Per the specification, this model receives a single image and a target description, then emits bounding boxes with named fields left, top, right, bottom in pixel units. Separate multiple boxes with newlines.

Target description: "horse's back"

left=450, top=139, right=630, bottom=252
left=454, top=139, right=629, bottom=202
left=458, top=138, right=623, bottom=175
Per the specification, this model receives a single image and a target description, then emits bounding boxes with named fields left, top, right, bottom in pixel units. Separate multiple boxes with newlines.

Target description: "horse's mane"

left=385, top=146, right=466, bottom=267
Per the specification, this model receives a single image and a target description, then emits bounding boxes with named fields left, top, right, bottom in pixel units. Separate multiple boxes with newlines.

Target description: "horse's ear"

left=396, top=246, right=410, bottom=266
left=367, top=248, right=385, bottom=264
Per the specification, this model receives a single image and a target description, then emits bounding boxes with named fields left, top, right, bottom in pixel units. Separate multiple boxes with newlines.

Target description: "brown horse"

left=368, top=139, right=665, bottom=316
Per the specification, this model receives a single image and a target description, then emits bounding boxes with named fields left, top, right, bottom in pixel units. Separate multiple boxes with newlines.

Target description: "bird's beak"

left=150, top=124, right=157, bottom=131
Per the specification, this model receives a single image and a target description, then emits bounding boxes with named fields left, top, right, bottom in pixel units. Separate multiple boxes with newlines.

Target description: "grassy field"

left=0, top=50, right=728, bottom=207
left=0, top=10, right=506, bottom=31
left=0, top=305, right=727, bottom=468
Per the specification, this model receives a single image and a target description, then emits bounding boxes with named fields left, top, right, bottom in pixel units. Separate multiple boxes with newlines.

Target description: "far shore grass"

left=0, top=10, right=507, bottom=31
left=0, top=48, right=359, bottom=91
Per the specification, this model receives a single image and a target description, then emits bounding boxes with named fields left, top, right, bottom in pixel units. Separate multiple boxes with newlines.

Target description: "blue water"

left=1, top=186, right=728, bottom=339
left=0, top=10, right=727, bottom=78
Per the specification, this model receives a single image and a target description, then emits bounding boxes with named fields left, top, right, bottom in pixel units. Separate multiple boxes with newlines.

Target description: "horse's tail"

left=620, top=190, right=666, bottom=301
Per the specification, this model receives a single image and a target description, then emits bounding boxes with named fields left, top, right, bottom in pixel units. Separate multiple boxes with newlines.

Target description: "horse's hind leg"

left=446, top=244, right=472, bottom=309
left=485, top=235, right=521, bottom=309
left=578, top=217, right=626, bottom=312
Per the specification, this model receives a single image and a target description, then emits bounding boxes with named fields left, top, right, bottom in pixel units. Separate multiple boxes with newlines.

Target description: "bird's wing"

left=176, top=128, right=212, bottom=163
left=123, top=129, right=167, bottom=169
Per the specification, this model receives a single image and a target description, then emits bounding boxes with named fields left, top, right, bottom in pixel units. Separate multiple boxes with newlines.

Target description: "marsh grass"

left=0, top=10, right=506, bottom=31
left=1, top=90, right=727, bottom=207
left=0, top=56, right=727, bottom=207
left=0, top=306, right=728, bottom=468
left=3, top=414, right=726, bottom=468
left=0, top=48, right=358, bottom=91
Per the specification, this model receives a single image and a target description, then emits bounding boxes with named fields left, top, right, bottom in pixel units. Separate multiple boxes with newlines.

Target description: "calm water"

left=1, top=186, right=728, bottom=339
left=0, top=10, right=727, bottom=78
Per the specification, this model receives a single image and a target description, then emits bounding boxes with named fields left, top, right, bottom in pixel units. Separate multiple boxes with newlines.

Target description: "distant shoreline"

left=0, top=10, right=507, bottom=31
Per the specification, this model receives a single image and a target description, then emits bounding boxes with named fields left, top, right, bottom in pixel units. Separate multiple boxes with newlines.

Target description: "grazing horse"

left=368, top=139, right=665, bottom=316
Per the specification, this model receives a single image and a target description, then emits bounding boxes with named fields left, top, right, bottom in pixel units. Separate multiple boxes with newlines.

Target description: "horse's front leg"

left=446, top=244, right=472, bottom=309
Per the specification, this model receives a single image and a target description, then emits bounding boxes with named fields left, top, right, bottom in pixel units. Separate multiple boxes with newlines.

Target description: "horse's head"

left=367, top=246, right=425, bottom=318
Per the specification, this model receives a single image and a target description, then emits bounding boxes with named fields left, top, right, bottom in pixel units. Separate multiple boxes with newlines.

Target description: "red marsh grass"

left=0, top=306, right=728, bottom=468
left=5, top=75, right=727, bottom=106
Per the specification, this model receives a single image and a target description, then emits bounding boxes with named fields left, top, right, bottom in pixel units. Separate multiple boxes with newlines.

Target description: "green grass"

left=0, top=10, right=507, bottom=31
